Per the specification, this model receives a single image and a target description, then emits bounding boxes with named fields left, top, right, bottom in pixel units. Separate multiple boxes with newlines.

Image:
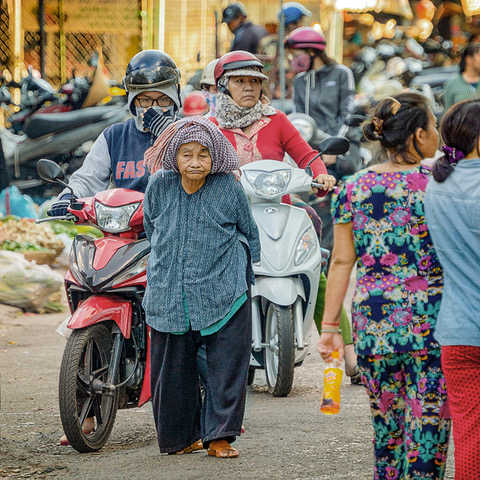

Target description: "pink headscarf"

left=144, top=116, right=240, bottom=174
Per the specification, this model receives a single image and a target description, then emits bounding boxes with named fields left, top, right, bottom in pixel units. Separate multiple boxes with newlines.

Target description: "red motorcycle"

left=37, top=159, right=151, bottom=453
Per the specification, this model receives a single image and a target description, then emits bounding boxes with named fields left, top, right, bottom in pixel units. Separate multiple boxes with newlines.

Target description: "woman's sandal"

left=207, top=439, right=239, bottom=458
left=168, top=439, right=203, bottom=455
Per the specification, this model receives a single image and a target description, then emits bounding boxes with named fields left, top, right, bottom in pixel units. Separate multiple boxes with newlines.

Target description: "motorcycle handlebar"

left=311, top=182, right=326, bottom=189
left=36, top=213, right=77, bottom=224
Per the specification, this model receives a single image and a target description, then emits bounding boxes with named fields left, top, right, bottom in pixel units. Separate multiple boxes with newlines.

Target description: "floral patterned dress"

left=332, top=166, right=451, bottom=480
left=332, top=166, right=443, bottom=356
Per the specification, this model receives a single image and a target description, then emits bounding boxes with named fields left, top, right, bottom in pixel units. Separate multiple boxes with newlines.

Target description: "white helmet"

left=200, top=59, right=219, bottom=88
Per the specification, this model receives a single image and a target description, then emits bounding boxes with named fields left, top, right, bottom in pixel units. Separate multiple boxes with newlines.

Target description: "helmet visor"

left=124, top=65, right=179, bottom=90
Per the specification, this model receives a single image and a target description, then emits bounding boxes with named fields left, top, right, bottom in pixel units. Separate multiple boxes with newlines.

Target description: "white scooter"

left=240, top=137, right=349, bottom=397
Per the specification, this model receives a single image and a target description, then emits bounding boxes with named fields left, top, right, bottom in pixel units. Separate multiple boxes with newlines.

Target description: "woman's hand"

left=317, top=332, right=345, bottom=362
left=313, top=173, right=336, bottom=193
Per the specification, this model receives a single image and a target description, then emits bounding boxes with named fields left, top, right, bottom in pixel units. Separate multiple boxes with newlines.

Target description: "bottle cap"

left=331, top=351, right=340, bottom=360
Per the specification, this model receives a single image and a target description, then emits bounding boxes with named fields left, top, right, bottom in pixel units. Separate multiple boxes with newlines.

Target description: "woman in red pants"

left=425, top=98, right=480, bottom=480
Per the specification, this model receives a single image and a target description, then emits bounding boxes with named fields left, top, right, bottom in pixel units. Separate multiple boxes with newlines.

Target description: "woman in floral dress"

left=317, top=92, right=451, bottom=480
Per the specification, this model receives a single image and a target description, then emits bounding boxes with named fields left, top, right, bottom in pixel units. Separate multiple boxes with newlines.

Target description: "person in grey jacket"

left=49, top=50, right=182, bottom=217
left=142, top=116, right=260, bottom=458
left=286, top=27, right=355, bottom=140
left=285, top=27, right=356, bottom=250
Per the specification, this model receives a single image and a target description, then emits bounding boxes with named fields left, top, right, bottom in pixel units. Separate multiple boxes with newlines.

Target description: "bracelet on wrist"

left=321, top=329, right=342, bottom=333
left=322, top=322, right=340, bottom=327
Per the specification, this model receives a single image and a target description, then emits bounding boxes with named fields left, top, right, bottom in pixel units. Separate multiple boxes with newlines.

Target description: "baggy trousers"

left=357, top=349, right=451, bottom=480
left=149, top=290, right=252, bottom=454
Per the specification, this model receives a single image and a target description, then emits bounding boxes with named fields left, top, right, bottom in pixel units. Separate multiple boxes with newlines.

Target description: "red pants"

left=442, top=345, right=480, bottom=480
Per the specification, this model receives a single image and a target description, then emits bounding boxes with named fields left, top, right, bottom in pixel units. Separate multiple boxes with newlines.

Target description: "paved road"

left=0, top=302, right=455, bottom=480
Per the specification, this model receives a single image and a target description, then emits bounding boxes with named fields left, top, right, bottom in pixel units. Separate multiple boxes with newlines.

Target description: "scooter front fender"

left=252, top=276, right=305, bottom=305
left=68, top=295, right=132, bottom=339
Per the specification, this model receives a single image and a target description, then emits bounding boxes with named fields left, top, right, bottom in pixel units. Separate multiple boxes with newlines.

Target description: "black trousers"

left=150, top=290, right=252, bottom=453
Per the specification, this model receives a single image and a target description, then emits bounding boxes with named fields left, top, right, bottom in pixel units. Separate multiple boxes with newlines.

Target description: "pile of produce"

left=0, top=217, right=102, bottom=311
left=0, top=217, right=64, bottom=254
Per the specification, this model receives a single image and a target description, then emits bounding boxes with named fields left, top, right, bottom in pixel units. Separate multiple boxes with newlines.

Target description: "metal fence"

left=0, top=2, right=11, bottom=68
left=0, top=0, right=144, bottom=86
left=0, top=0, right=304, bottom=88
left=162, top=0, right=228, bottom=85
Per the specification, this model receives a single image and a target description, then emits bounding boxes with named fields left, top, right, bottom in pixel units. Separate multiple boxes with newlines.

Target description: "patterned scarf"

left=144, top=116, right=240, bottom=174
left=214, top=77, right=276, bottom=129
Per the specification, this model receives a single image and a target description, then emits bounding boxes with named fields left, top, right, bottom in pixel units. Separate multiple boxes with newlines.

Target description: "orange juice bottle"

left=320, top=351, right=343, bottom=415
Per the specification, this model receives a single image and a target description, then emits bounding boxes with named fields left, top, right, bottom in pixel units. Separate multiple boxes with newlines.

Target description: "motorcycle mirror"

left=37, top=159, right=65, bottom=183
left=37, top=159, right=76, bottom=197
left=318, top=137, right=350, bottom=156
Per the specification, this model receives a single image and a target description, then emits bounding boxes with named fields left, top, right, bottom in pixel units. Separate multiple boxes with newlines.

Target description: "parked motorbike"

left=0, top=76, right=17, bottom=124
left=2, top=103, right=128, bottom=197
left=240, top=137, right=349, bottom=397
left=36, top=159, right=150, bottom=453
left=6, top=67, right=58, bottom=134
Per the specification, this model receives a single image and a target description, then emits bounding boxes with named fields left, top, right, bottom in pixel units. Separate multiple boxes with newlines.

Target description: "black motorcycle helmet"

left=123, top=50, right=181, bottom=114
left=222, top=2, right=247, bottom=24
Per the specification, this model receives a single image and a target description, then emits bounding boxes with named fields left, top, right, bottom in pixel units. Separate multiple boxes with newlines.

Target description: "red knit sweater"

left=210, top=110, right=328, bottom=197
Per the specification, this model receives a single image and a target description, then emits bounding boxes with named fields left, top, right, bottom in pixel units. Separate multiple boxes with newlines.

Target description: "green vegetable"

left=49, top=220, right=79, bottom=238
left=0, top=240, right=48, bottom=252
left=48, top=220, right=103, bottom=239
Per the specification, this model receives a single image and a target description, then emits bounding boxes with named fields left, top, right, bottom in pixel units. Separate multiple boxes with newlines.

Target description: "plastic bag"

left=0, top=185, right=38, bottom=219
left=56, top=315, right=72, bottom=339
left=0, top=251, right=63, bottom=311
left=54, top=233, right=72, bottom=267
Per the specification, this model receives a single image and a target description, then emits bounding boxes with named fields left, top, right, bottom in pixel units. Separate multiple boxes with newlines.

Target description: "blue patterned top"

left=332, top=166, right=443, bottom=356
left=142, top=170, right=260, bottom=333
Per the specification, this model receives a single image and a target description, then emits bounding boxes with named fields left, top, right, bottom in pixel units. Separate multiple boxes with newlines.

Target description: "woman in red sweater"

left=210, top=50, right=335, bottom=194
left=209, top=51, right=360, bottom=381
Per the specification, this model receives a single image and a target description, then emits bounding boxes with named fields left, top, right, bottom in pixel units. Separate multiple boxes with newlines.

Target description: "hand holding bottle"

left=321, top=351, right=343, bottom=415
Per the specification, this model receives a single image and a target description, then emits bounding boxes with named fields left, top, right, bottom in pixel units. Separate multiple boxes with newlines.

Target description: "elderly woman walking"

left=142, top=116, right=260, bottom=458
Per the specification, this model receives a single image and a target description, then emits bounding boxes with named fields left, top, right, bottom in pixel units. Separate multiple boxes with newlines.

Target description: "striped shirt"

left=443, top=74, right=480, bottom=110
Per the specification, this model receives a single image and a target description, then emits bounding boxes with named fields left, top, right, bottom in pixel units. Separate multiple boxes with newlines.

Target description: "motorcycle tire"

left=59, top=323, right=119, bottom=453
left=264, top=303, right=295, bottom=397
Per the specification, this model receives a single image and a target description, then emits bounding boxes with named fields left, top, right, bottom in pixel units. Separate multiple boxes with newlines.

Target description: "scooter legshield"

left=252, top=276, right=305, bottom=305
left=67, top=295, right=133, bottom=339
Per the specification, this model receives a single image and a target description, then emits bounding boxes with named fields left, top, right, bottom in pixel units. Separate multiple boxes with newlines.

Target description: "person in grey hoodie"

left=285, top=27, right=356, bottom=249
left=55, top=49, right=182, bottom=447
left=285, top=26, right=355, bottom=141
left=48, top=50, right=182, bottom=218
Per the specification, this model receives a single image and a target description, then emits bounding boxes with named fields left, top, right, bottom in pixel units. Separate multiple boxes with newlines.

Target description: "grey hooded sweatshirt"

left=293, top=63, right=355, bottom=137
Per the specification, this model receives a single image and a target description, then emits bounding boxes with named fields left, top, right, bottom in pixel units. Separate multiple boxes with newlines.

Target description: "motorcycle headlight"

left=295, top=227, right=317, bottom=265
left=95, top=201, right=141, bottom=233
left=112, top=255, right=149, bottom=287
left=244, top=169, right=291, bottom=198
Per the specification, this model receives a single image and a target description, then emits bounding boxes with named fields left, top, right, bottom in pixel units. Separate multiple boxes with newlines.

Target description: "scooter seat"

left=23, top=105, right=128, bottom=139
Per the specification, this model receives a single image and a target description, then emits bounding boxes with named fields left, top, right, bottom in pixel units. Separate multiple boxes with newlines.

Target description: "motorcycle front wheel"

left=59, top=323, right=119, bottom=452
left=264, top=303, right=295, bottom=397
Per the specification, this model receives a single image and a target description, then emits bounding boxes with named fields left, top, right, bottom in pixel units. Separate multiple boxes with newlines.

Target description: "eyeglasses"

left=136, top=96, right=173, bottom=108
